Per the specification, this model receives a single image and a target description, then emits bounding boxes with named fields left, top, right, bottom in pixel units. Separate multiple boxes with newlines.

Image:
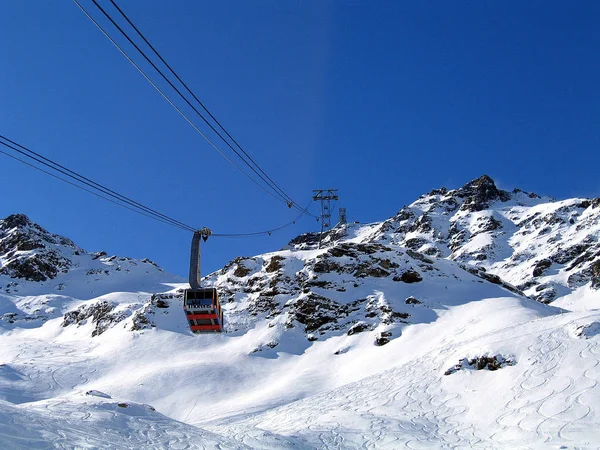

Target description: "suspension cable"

left=0, top=134, right=316, bottom=238
left=72, top=0, right=289, bottom=206
left=0, top=147, right=193, bottom=232
left=75, top=0, right=318, bottom=219
left=212, top=201, right=314, bottom=238
left=0, top=136, right=196, bottom=232
left=82, top=0, right=291, bottom=206
left=107, top=0, right=299, bottom=209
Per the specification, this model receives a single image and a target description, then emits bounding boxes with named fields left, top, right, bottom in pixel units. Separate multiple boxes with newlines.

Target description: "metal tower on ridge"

left=339, top=208, right=347, bottom=225
left=313, top=189, right=339, bottom=248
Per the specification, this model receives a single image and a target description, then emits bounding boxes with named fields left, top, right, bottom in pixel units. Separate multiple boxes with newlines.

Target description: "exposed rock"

left=314, top=259, right=343, bottom=274
left=591, top=260, right=600, bottom=290
left=407, top=214, right=433, bottom=234
left=0, top=253, right=67, bottom=282
left=233, top=261, right=253, bottom=278
left=150, top=293, right=175, bottom=309
left=427, top=187, right=448, bottom=196
left=62, top=301, right=129, bottom=337
left=375, top=331, right=392, bottom=346
left=394, top=208, right=415, bottom=222
left=533, top=286, right=557, bottom=304
left=91, top=251, right=107, bottom=260
left=477, top=271, right=502, bottom=285
left=354, top=264, right=390, bottom=278
left=347, top=321, right=370, bottom=335
left=575, top=322, right=600, bottom=338
left=454, top=175, right=511, bottom=212
left=265, top=256, right=285, bottom=273
left=288, top=294, right=346, bottom=333
left=406, top=250, right=434, bottom=264
left=532, top=259, right=552, bottom=277
left=567, top=272, right=589, bottom=288
left=476, top=216, right=503, bottom=233
left=551, top=244, right=591, bottom=265
left=131, top=311, right=154, bottom=331
left=394, top=270, right=423, bottom=283
left=445, top=354, right=515, bottom=375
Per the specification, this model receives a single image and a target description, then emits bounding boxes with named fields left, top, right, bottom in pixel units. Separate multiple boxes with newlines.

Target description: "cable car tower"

left=313, top=189, right=338, bottom=248
left=183, top=228, right=224, bottom=333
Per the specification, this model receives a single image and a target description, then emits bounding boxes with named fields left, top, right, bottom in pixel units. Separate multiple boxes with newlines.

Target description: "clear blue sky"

left=1, top=1, right=598, bottom=277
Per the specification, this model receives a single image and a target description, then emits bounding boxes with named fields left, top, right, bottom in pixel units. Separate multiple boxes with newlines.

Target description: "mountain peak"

left=451, top=175, right=510, bottom=212
left=0, top=213, right=33, bottom=230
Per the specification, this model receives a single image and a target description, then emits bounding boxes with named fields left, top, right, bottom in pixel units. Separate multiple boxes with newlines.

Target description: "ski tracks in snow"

left=1, top=340, right=98, bottom=403
left=213, top=348, right=487, bottom=449
left=492, top=323, right=600, bottom=447
left=213, top=315, right=600, bottom=449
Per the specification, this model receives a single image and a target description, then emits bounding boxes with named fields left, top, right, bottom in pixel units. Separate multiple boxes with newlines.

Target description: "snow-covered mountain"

left=300, top=175, right=600, bottom=309
left=2, top=176, right=600, bottom=448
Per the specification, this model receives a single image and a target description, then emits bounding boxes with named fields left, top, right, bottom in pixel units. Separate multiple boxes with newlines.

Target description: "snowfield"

left=3, top=285, right=600, bottom=448
left=3, top=175, right=600, bottom=448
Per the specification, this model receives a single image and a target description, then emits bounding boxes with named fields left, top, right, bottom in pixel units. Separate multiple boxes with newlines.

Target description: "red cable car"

left=184, top=288, right=223, bottom=332
left=184, top=228, right=223, bottom=333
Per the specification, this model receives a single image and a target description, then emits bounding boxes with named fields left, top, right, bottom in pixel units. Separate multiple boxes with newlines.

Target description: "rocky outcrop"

left=62, top=301, right=129, bottom=337
left=0, top=214, right=77, bottom=282
left=0, top=214, right=165, bottom=292
left=453, top=175, right=511, bottom=212
left=445, top=355, right=516, bottom=375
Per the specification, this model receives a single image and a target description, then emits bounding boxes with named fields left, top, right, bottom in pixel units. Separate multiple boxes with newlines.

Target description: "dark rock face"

left=454, top=175, right=511, bottom=212
left=405, top=297, right=422, bottom=305
left=0, top=255, right=62, bottom=282
left=395, top=270, right=423, bottom=283
left=533, top=285, right=557, bottom=303
left=62, top=301, right=130, bottom=337
left=405, top=250, right=434, bottom=264
left=131, top=312, right=154, bottom=331
left=375, top=331, right=392, bottom=346
left=288, top=294, right=346, bottom=333
left=533, top=259, right=552, bottom=277
left=0, top=214, right=79, bottom=282
left=406, top=214, right=433, bottom=234
left=1, top=214, right=39, bottom=230
left=265, top=256, right=285, bottom=273
left=445, top=354, right=515, bottom=375
left=591, top=261, right=600, bottom=290
left=347, top=322, right=370, bottom=335
left=354, top=265, right=390, bottom=278
left=575, top=322, right=600, bottom=338
left=287, top=232, right=321, bottom=249
left=151, top=293, right=175, bottom=309
left=551, top=244, right=592, bottom=265
left=233, top=260, right=252, bottom=278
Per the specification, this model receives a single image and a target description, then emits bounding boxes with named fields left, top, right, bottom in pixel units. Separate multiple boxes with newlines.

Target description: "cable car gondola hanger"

left=183, top=228, right=224, bottom=333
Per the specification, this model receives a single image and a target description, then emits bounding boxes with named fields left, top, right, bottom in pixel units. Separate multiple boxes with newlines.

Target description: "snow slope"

left=2, top=174, right=600, bottom=448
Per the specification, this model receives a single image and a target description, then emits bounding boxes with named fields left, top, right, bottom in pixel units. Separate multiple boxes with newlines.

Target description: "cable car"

left=184, top=228, right=224, bottom=333
left=184, top=288, right=223, bottom=332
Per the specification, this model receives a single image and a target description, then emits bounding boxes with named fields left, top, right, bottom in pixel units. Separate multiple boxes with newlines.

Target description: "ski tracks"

left=3, top=340, right=99, bottom=402
left=217, top=349, right=485, bottom=449
left=491, top=324, right=600, bottom=447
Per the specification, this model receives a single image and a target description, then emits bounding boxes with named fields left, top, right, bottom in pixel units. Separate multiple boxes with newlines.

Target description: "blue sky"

left=1, top=1, right=599, bottom=277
